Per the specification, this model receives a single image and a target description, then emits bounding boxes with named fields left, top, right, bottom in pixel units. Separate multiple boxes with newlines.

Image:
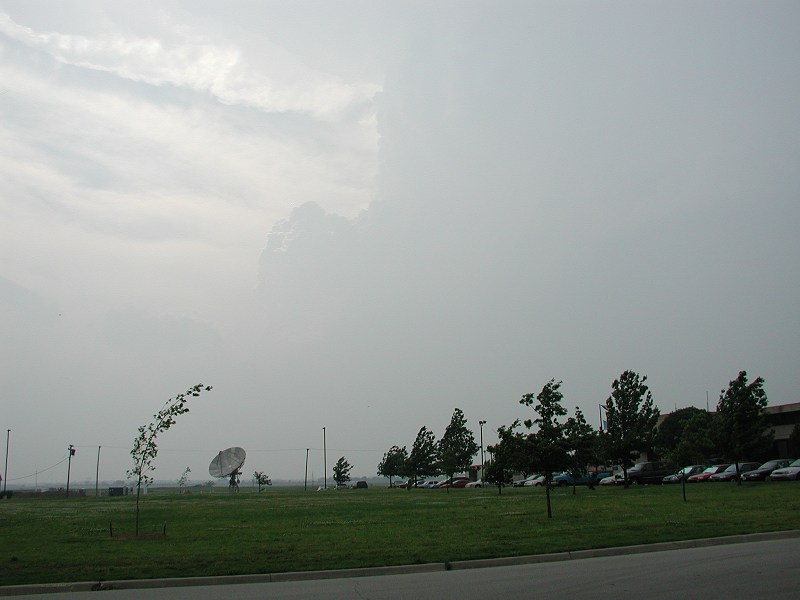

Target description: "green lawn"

left=2, top=483, right=799, bottom=586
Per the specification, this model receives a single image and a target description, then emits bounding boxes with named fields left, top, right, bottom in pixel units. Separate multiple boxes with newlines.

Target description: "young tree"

left=377, top=445, right=409, bottom=487
left=253, top=471, right=272, bottom=492
left=128, top=383, right=212, bottom=535
left=602, top=371, right=659, bottom=488
left=714, top=371, right=772, bottom=484
left=332, top=456, right=352, bottom=487
left=437, top=408, right=479, bottom=489
left=177, top=467, right=191, bottom=493
left=655, top=407, right=715, bottom=463
left=407, top=426, right=438, bottom=485
left=521, top=380, right=572, bottom=517
left=485, top=423, right=525, bottom=494
left=564, top=408, right=599, bottom=490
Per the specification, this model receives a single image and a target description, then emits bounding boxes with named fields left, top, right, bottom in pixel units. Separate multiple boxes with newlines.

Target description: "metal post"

left=478, top=420, right=486, bottom=483
left=3, top=429, right=9, bottom=497
left=304, top=448, right=309, bottom=491
left=322, top=427, right=327, bottom=489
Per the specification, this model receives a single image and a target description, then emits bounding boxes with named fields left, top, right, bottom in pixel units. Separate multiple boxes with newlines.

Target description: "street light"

left=479, top=420, right=486, bottom=483
left=322, top=427, right=327, bottom=490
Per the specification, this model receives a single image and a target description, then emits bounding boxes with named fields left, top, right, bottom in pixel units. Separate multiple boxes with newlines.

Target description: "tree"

left=521, top=380, right=572, bottom=517
left=602, top=371, right=659, bottom=488
left=485, top=423, right=525, bottom=494
left=714, top=371, right=772, bottom=484
left=655, top=407, right=715, bottom=464
left=128, top=383, right=212, bottom=535
left=437, top=408, right=479, bottom=489
left=253, top=471, right=272, bottom=492
left=332, top=456, right=352, bottom=487
left=177, top=467, right=191, bottom=493
left=407, top=426, right=438, bottom=485
left=564, top=408, right=600, bottom=491
left=377, top=445, right=409, bottom=487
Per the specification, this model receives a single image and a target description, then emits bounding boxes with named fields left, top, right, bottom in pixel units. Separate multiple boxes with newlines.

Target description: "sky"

left=2, top=1, right=799, bottom=487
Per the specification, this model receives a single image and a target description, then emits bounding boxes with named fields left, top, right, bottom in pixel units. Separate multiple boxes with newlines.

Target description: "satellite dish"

left=209, top=447, right=246, bottom=478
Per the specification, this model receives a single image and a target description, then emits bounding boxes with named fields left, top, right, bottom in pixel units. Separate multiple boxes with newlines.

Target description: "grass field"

left=2, top=482, right=799, bottom=587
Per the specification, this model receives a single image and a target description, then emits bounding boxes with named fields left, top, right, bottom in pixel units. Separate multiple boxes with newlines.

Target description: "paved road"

left=18, top=537, right=800, bottom=599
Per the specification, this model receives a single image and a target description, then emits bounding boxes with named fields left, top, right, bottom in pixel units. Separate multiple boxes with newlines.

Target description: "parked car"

left=465, top=480, right=483, bottom=488
left=741, top=459, right=791, bottom=481
left=708, top=462, right=761, bottom=482
left=662, top=465, right=706, bottom=484
left=449, top=478, right=471, bottom=488
left=769, top=458, right=800, bottom=481
left=552, top=472, right=612, bottom=486
left=436, top=476, right=470, bottom=488
left=416, top=480, right=439, bottom=488
left=600, top=472, right=624, bottom=486
left=687, top=464, right=730, bottom=482
left=512, top=474, right=541, bottom=487
left=626, top=462, right=672, bottom=485
left=524, top=474, right=547, bottom=487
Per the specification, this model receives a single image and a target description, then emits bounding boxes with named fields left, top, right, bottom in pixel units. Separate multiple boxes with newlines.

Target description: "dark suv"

left=626, top=462, right=672, bottom=485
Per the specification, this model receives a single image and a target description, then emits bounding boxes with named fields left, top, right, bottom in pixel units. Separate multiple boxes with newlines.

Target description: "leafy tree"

left=602, top=371, right=659, bottom=488
left=128, top=383, right=212, bottom=535
left=377, top=445, right=409, bottom=487
left=407, top=426, right=438, bottom=485
left=670, top=411, right=715, bottom=466
left=655, top=407, right=714, bottom=462
left=564, top=408, right=600, bottom=490
left=437, top=408, right=479, bottom=488
left=332, top=456, right=352, bottom=486
left=485, top=423, right=525, bottom=494
left=253, top=471, right=272, bottom=492
left=521, top=380, right=572, bottom=517
left=714, top=371, right=773, bottom=484
left=177, top=467, right=191, bottom=493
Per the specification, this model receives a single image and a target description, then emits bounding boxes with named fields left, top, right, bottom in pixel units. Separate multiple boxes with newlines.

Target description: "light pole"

left=3, top=429, right=9, bottom=497
left=66, top=445, right=75, bottom=497
left=479, top=420, right=486, bottom=483
left=322, top=427, right=327, bottom=490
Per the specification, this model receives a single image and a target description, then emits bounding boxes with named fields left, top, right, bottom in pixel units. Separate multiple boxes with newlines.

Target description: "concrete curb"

left=3, top=530, right=799, bottom=596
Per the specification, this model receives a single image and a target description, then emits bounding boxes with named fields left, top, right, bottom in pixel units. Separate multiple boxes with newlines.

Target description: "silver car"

left=769, top=458, right=800, bottom=481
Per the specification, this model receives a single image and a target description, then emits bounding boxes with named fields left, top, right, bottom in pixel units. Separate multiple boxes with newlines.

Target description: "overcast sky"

left=2, top=1, right=799, bottom=486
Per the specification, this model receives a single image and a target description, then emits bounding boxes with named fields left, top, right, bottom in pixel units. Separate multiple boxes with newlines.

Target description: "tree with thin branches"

left=128, top=383, right=212, bottom=535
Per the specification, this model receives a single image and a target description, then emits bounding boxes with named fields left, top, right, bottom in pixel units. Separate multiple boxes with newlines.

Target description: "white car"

left=524, top=474, right=546, bottom=487
left=465, top=481, right=483, bottom=488
left=769, top=458, right=800, bottom=481
left=600, top=473, right=624, bottom=486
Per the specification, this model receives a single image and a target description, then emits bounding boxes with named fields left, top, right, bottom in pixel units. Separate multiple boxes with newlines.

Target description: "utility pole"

left=66, top=444, right=75, bottom=497
left=95, top=446, right=101, bottom=497
left=304, top=448, right=309, bottom=491
left=3, top=429, right=9, bottom=497
left=478, top=420, right=486, bottom=483
left=322, top=427, right=327, bottom=490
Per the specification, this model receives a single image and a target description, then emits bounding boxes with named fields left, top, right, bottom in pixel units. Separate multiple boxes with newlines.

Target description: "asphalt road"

left=15, top=537, right=800, bottom=599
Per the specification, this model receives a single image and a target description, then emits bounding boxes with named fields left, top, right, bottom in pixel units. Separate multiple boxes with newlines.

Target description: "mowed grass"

left=2, top=482, right=799, bottom=586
